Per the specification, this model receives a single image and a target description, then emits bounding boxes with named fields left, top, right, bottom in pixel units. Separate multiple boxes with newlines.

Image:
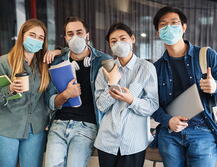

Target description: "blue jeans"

left=158, top=126, right=217, bottom=167
left=0, top=129, right=46, bottom=167
left=45, top=120, right=97, bottom=167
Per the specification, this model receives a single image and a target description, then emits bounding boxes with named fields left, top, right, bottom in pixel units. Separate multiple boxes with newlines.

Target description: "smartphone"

left=108, top=84, right=122, bottom=93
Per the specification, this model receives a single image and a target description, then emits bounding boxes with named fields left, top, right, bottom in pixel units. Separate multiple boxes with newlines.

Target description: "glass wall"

left=0, top=0, right=16, bottom=55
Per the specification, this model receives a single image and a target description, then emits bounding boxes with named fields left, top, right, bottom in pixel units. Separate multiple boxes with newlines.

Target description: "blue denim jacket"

left=152, top=41, right=217, bottom=142
left=46, top=46, right=112, bottom=125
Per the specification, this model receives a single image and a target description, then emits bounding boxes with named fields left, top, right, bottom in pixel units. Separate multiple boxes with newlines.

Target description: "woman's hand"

left=43, top=49, right=61, bottom=64
left=109, top=87, right=134, bottom=104
left=9, top=80, right=24, bottom=93
left=102, top=64, right=121, bottom=85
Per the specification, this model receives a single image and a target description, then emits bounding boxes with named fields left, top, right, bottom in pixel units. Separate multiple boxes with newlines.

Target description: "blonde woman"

left=0, top=19, right=50, bottom=167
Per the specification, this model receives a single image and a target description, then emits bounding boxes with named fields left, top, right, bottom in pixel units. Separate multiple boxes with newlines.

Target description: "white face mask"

left=68, top=36, right=86, bottom=54
left=111, top=41, right=132, bottom=58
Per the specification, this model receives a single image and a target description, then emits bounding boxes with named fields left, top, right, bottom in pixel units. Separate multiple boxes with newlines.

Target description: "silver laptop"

left=166, top=84, right=204, bottom=119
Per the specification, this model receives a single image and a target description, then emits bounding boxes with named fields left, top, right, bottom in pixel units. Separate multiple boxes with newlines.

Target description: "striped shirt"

left=94, top=55, right=159, bottom=155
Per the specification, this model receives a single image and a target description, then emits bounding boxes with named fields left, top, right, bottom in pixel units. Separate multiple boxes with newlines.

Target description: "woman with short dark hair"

left=94, top=23, right=159, bottom=167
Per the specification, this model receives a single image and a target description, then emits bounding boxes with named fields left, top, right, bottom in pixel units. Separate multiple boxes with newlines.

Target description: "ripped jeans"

left=45, top=120, right=97, bottom=167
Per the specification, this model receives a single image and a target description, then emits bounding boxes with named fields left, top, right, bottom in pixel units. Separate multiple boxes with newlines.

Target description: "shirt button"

left=169, top=79, right=172, bottom=82
left=163, top=83, right=165, bottom=86
left=187, top=64, right=189, bottom=66
left=169, top=93, right=172, bottom=96
left=190, top=76, right=192, bottom=79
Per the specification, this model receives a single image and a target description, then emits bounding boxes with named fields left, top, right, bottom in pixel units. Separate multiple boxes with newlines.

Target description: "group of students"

left=0, top=6, right=216, bottom=167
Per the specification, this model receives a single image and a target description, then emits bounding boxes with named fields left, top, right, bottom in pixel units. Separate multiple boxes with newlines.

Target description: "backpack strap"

left=199, top=47, right=209, bottom=74
left=199, top=47, right=217, bottom=123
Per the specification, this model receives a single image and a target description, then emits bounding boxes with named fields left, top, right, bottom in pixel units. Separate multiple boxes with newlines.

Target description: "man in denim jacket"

left=151, top=6, right=217, bottom=167
left=44, top=17, right=111, bottom=167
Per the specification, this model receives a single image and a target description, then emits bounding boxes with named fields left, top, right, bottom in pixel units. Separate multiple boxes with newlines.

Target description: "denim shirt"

left=46, top=46, right=111, bottom=125
left=152, top=41, right=217, bottom=141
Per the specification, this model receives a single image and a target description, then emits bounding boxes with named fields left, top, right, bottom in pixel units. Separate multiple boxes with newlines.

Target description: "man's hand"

left=168, top=116, right=188, bottom=132
left=200, top=67, right=217, bottom=94
left=54, top=79, right=81, bottom=108
left=109, top=87, right=134, bottom=104
left=43, top=49, right=61, bottom=64
left=102, top=65, right=121, bottom=85
left=62, top=79, right=81, bottom=99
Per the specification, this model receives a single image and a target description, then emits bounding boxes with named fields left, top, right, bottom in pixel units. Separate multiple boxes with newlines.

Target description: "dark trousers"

left=98, top=149, right=146, bottom=167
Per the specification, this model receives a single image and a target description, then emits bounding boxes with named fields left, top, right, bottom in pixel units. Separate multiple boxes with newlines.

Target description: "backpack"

left=199, top=47, right=217, bottom=123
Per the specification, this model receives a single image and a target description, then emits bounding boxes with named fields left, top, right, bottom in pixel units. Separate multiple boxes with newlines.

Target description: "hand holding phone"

left=108, top=84, right=122, bottom=93
left=108, top=85, right=134, bottom=104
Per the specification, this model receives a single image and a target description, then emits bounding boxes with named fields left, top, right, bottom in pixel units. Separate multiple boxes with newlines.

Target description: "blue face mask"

left=23, top=36, right=44, bottom=53
left=159, top=25, right=183, bottom=45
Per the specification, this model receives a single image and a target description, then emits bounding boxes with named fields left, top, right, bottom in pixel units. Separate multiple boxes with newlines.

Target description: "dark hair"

left=153, top=6, right=187, bottom=31
left=105, top=23, right=134, bottom=42
left=64, top=16, right=88, bottom=35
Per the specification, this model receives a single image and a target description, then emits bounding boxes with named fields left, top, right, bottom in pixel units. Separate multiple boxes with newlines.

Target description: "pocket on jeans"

left=49, top=120, right=65, bottom=133
left=79, top=122, right=97, bottom=141
left=81, top=122, right=97, bottom=131
left=194, top=126, right=211, bottom=133
left=53, top=119, right=64, bottom=124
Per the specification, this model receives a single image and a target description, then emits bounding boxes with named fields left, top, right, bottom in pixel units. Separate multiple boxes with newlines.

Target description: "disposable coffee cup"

left=15, top=72, right=29, bottom=92
left=101, top=59, right=115, bottom=72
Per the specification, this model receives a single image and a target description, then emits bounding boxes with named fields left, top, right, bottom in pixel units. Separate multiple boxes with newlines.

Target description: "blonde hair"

left=8, top=19, right=50, bottom=92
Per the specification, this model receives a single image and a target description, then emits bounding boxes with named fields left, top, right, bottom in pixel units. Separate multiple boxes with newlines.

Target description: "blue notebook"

left=49, top=62, right=82, bottom=107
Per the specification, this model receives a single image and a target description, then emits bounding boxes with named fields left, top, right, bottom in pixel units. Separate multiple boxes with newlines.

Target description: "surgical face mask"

left=159, top=25, right=183, bottom=45
left=23, top=36, right=43, bottom=53
left=68, top=36, right=86, bottom=54
left=111, top=41, right=132, bottom=58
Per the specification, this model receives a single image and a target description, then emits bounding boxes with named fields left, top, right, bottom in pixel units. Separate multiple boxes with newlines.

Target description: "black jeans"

left=98, top=149, right=146, bottom=167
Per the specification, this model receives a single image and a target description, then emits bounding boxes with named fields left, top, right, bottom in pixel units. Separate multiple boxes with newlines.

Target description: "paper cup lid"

left=15, top=72, right=29, bottom=77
